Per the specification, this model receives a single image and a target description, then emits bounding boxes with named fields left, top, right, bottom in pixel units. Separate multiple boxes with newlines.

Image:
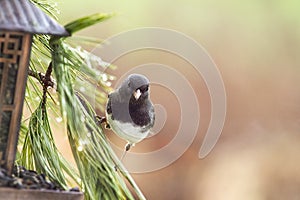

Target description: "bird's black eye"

left=138, top=85, right=149, bottom=93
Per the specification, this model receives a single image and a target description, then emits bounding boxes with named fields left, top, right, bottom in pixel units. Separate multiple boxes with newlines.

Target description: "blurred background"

left=53, top=0, right=300, bottom=199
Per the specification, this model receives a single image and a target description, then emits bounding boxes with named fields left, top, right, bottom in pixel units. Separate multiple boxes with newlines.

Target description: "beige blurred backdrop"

left=51, top=0, right=300, bottom=199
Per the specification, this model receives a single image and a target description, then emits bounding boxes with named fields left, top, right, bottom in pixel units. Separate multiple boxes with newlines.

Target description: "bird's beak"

left=133, top=89, right=142, bottom=100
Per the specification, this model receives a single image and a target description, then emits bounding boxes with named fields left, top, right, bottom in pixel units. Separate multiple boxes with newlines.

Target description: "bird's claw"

left=95, top=116, right=111, bottom=129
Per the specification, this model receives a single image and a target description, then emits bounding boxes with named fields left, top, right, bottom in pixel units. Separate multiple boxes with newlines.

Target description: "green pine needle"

left=65, top=13, right=115, bottom=35
left=18, top=102, right=80, bottom=189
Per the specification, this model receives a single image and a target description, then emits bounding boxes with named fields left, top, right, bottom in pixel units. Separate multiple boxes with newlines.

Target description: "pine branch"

left=28, top=69, right=54, bottom=89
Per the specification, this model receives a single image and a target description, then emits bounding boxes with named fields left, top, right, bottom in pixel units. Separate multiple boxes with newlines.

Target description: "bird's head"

left=119, top=74, right=150, bottom=101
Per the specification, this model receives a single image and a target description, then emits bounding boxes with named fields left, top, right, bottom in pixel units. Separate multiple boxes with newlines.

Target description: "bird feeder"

left=0, top=0, right=69, bottom=174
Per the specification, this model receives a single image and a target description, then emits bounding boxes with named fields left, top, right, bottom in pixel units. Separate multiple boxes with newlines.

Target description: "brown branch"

left=28, top=68, right=54, bottom=89
left=28, top=62, right=54, bottom=113
left=43, top=62, right=53, bottom=89
left=41, top=62, right=53, bottom=111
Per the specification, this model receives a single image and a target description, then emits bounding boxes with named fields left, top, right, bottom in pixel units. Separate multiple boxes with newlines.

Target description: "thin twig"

left=28, top=63, right=54, bottom=113
left=28, top=65, right=54, bottom=89
left=41, top=62, right=53, bottom=111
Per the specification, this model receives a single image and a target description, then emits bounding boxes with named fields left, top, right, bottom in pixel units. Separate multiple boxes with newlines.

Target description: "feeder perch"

left=0, top=0, right=69, bottom=174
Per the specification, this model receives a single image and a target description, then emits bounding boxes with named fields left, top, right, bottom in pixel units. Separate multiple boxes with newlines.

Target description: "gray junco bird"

left=99, top=74, right=155, bottom=161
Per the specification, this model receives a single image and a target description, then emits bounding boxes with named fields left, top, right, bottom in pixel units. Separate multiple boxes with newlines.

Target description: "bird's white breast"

left=106, top=114, right=149, bottom=144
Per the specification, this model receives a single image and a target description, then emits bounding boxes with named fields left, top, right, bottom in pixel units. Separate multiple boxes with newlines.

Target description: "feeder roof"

left=0, top=0, right=69, bottom=36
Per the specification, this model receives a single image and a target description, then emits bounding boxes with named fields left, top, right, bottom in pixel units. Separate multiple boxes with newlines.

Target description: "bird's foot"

left=95, top=115, right=111, bottom=129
